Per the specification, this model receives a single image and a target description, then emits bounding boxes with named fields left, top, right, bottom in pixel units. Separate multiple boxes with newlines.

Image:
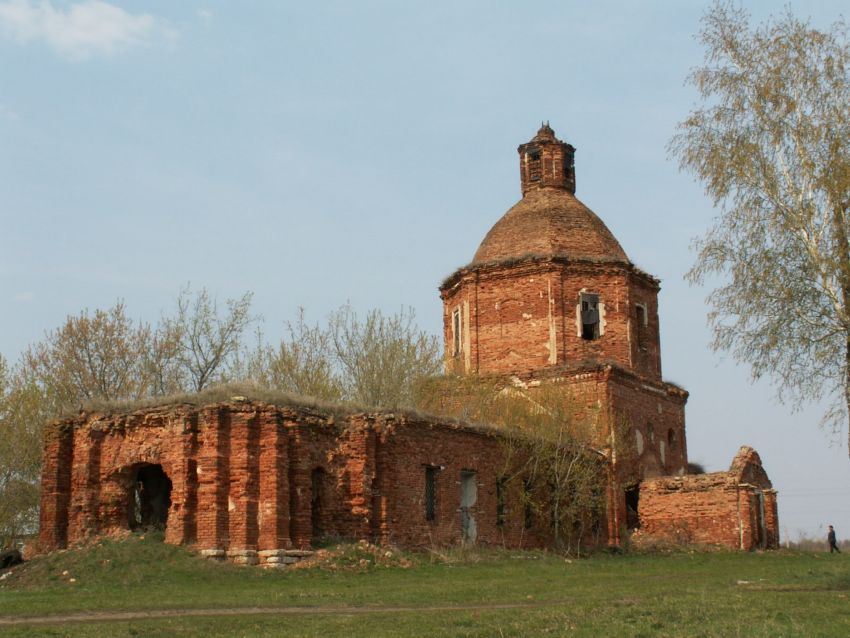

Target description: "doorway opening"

left=625, top=484, right=640, bottom=530
left=129, top=464, right=172, bottom=531
left=460, top=470, right=478, bottom=543
left=756, top=491, right=767, bottom=549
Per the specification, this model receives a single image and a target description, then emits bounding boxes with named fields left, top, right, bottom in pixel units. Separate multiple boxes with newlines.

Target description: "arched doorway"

left=129, top=464, right=172, bottom=531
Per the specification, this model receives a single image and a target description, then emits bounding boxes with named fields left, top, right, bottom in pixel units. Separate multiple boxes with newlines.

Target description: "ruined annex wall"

left=638, top=473, right=743, bottom=547
left=39, top=399, right=577, bottom=561
left=367, top=414, right=551, bottom=549
left=40, top=406, right=201, bottom=550
left=637, top=447, right=779, bottom=550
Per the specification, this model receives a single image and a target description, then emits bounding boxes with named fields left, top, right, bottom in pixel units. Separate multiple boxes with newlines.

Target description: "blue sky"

left=1, top=0, right=848, bottom=540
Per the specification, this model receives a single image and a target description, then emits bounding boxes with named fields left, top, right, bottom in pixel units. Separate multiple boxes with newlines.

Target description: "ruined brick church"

left=38, top=125, right=779, bottom=564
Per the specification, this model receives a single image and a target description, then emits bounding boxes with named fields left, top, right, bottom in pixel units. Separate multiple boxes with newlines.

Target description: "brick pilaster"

left=38, top=425, right=73, bottom=550
left=258, top=409, right=290, bottom=550
left=196, top=407, right=230, bottom=551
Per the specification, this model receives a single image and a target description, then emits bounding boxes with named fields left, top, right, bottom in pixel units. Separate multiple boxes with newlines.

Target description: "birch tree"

left=167, top=286, right=255, bottom=392
left=671, top=3, right=850, bottom=450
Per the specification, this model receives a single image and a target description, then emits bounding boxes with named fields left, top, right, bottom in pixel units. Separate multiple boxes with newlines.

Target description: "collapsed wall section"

left=637, top=446, right=779, bottom=550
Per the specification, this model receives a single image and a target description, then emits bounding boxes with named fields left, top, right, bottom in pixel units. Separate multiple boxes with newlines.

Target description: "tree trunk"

left=831, top=202, right=850, bottom=456
left=844, top=342, right=850, bottom=456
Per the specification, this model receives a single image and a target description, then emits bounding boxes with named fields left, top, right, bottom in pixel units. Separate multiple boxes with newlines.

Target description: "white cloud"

left=0, top=0, right=175, bottom=60
left=0, top=103, right=18, bottom=120
left=13, top=291, right=34, bottom=302
left=197, top=8, right=212, bottom=27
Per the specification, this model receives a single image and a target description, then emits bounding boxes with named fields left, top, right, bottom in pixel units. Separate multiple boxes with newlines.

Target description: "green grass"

left=1, top=535, right=849, bottom=636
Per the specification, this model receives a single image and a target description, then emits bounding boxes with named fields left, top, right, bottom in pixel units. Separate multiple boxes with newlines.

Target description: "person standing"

left=828, top=525, right=841, bottom=553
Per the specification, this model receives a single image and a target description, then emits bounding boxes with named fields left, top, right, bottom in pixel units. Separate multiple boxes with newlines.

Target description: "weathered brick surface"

left=441, top=257, right=662, bottom=382
left=38, top=401, right=572, bottom=558
left=37, top=124, right=780, bottom=555
left=437, top=124, right=779, bottom=550
left=638, top=447, right=779, bottom=549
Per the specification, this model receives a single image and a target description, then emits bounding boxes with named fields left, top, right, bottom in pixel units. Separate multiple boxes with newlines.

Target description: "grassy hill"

left=1, top=534, right=849, bottom=637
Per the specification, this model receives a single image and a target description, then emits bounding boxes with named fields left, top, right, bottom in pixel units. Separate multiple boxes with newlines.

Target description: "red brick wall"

left=38, top=400, right=584, bottom=559
left=637, top=447, right=779, bottom=550
left=365, top=415, right=550, bottom=549
left=606, top=372, right=688, bottom=480
left=441, top=259, right=662, bottom=382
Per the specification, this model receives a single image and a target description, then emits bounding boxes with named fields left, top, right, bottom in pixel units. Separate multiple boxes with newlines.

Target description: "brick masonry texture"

left=436, top=123, right=778, bottom=550
left=441, top=259, right=662, bottom=380
left=638, top=447, right=779, bottom=549
left=38, top=401, right=568, bottom=560
left=38, top=124, right=779, bottom=556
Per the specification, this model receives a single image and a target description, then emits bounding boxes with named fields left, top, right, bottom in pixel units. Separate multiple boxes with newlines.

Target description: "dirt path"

left=0, top=600, right=567, bottom=627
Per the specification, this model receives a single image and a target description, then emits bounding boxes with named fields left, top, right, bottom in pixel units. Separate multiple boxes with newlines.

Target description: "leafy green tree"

left=0, top=356, right=46, bottom=546
left=670, top=3, right=850, bottom=449
left=329, top=304, right=442, bottom=408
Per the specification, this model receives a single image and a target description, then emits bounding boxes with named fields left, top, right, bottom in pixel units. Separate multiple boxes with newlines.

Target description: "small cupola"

left=518, top=122, right=576, bottom=196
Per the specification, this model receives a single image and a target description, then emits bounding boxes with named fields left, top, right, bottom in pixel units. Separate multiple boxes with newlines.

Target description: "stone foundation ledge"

left=199, top=548, right=314, bottom=566
left=199, top=549, right=226, bottom=561
left=258, top=549, right=315, bottom=566
left=227, top=549, right=259, bottom=565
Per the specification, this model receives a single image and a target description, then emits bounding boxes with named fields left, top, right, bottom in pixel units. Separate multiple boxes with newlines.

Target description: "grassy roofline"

left=61, top=383, right=359, bottom=420
left=57, top=382, right=506, bottom=437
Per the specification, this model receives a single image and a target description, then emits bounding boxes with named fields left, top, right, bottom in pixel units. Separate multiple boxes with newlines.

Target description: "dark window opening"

left=527, top=147, right=542, bottom=182
left=625, top=484, right=640, bottom=530
left=581, top=293, right=600, bottom=341
left=496, top=477, right=506, bottom=526
left=636, top=305, right=647, bottom=350
left=425, top=466, right=438, bottom=522
left=311, top=467, right=325, bottom=542
left=129, top=464, right=172, bottom=531
left=523, top=478, right=534, bottom=530
left=667, top=428, right=676, bottom=451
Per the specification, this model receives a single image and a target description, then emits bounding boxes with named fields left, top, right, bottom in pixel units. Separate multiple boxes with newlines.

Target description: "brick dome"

left=472, top=187, right=629, bottom=265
